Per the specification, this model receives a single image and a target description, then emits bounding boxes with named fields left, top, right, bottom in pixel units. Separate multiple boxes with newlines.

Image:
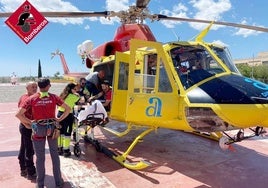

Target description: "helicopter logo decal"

left=244, top=78, right=268, bottom=90
left=244, top=78, right=268, bottom=98
left=146, top=97, right=162, bottom=117
left=17, top=6, right=36, bottom=33
left=5, top=0, right=48, bottom=44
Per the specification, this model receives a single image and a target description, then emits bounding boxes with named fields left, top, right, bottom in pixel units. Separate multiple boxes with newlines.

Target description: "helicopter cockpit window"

left=211, top=45, right=240, bottom=74
left=170, top=46, right=226, bottom=89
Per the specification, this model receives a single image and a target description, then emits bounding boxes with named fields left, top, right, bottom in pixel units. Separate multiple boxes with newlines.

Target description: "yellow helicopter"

left=2, top=0, right=268, bottom=170
left=81, top=1, right=268, bottom=170
left=92, top=32, right=268, bottom=170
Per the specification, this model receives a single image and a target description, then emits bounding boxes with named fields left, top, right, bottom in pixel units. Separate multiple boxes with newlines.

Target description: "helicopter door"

left=109, top=52, right=129, bottom=121
left=124, top=40, right=180, bottom=127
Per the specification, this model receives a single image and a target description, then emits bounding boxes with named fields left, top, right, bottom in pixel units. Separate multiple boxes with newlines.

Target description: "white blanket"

left=77, top=100, right=108, bottom=123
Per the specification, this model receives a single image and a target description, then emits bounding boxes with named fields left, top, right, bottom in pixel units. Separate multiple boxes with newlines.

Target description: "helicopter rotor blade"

left=156, top=14, right=268, bottom=33
left=42, top=11, right=109, bottom=18
left=0, top=11, right=110, bottom=18
left=0, top=12, right=11, bottom=18
left=136, top=0, right=151, bottom=8
left=1, top=8, right=267, bottom=33
left=0, top=1, right=151, bottom=18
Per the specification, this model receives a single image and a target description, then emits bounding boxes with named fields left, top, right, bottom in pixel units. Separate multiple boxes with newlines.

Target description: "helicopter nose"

left=215, top=104, right=268, bottom=128
left=186, top=104, right=268, bottom=132
left=187, top=74, right=268, bottom=129
left=188, top=75, right=268, bottom=104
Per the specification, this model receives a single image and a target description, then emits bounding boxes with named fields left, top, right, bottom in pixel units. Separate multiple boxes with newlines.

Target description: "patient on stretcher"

left=77, top=100, right=108, bottom=126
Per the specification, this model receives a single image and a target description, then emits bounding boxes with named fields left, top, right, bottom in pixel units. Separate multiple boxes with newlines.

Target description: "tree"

left=38, top=59, right=42, bottom=78
left=236, top=64, right=252, bottom=77
left=237, top=64, right=268, bottom=83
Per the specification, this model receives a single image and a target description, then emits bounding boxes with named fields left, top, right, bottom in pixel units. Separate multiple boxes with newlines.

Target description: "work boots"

left=58, top=147, right=63, bottom=155
left=63, top=149, right=71, bottom=157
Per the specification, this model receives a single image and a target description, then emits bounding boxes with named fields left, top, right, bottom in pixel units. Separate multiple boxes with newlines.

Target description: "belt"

left=34, top=119, right=61, bottom=129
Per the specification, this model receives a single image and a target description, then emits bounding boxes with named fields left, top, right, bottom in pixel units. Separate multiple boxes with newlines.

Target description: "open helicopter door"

left=109, top=52, right=129, bottom=121
left=116, top=39, right=181, bottom=128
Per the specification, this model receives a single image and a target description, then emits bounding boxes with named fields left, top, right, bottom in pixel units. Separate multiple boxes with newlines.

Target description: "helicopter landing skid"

left=111, top=127, right=154, bottom=170
left=189, top=131, right=223, bottom=141
left=219, top=126, right=265, bottom=150
left=85, top=126, right=154, bottom=170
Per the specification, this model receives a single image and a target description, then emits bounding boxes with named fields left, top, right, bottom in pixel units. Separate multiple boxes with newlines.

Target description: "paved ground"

left=1, top=83, right=268, bottom=188
left=0, top=83, right=66, bottom=103
left=0, top=103, right=268, bottom=188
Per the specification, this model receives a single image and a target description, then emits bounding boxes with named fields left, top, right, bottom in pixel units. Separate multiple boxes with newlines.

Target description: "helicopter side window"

left=134, top=53, right=157, bottom=93
left=134, top=53, right=172, bottom=93
left=147, top=54, right=157, bottom=75
left=158, top=58, right=172, bottom=93
left=118, top=62, right=129, bottom=90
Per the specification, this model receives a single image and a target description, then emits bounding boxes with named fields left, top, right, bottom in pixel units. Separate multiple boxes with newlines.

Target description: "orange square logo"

left=5, top=0, right=48, bottom=44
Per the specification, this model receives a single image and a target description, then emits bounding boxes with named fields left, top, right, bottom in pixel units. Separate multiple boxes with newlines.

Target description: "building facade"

left=234, top=52, right=268, bottom=66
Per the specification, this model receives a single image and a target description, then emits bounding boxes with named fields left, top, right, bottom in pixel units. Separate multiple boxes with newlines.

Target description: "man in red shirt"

left=16, top=78, right=70, bottom=188
left=101, top=80, right=112, bottom=111
left=17, top=81, right=38, bottom=179
left=89, top=80, right=112, bottom=111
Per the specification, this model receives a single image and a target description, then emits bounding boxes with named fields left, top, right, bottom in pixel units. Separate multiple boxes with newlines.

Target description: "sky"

left=0, top=0, right=268, bottom=77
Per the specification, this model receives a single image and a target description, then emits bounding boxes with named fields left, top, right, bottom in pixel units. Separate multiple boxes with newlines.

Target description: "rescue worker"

left=16, top=78, right=70, bottom=188
left=85, top=70, right=105, bottom=97
left=57, top=83, right=80, bottom=157
left=89, top=80, right=112, bottom=111
left=17, top=81, right=37, bottom=179
left=77, top=77, right=89, bottom=99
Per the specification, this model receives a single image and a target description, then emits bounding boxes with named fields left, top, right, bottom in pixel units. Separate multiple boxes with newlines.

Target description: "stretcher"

left=72, top=100, right=109, bottom=157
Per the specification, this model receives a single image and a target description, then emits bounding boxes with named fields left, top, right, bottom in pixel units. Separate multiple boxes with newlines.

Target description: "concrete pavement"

left=1, top=102, right=268, bottom=188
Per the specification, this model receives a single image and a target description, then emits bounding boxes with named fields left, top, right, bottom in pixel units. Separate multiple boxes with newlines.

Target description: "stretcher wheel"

left=72, top=131, right=77, bottom=142
left=93, top=140, right=102, bottom=152
left=74, top=145, right=81, bottom=157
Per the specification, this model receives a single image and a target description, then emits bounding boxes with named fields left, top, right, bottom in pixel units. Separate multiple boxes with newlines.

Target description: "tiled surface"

left=1, top=102, right=268, bottom=188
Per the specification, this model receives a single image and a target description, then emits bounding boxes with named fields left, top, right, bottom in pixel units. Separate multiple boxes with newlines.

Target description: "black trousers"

left=57, top=112, right=74, bottom=136
left=18, top=123, right=35, bottom=174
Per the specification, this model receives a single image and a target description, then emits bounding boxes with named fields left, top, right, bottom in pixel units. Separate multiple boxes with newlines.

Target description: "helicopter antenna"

left=171, top=29, right=180, bottom=41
